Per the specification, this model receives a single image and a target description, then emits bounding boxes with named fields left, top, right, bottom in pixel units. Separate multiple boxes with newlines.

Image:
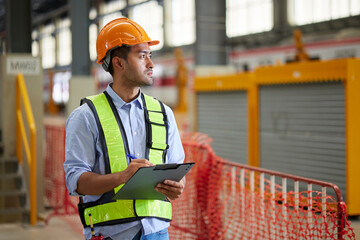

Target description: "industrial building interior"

left=0, top=0, right=360, bottom=239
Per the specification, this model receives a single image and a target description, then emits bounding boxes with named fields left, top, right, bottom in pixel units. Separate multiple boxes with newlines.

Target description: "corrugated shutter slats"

left=259, top=82, right=346, bottom=199
left=198, top=91, right=248, bottom=164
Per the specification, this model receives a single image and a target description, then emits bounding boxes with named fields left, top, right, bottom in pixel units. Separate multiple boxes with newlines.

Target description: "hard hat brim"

left=149, top=40, right=160, bottom=46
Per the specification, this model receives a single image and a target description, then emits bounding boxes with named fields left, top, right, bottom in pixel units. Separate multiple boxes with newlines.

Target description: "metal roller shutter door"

left=259, top=82, right=346, bottom=199
left=197, top=91, right=248, bottom=164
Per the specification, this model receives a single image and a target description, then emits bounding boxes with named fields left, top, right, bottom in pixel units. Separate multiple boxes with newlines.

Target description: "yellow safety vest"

left=78, top=91, right=172, bottom=228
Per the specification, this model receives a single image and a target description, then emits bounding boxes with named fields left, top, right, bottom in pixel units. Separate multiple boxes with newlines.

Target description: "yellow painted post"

left=30, top=126, right=37, bottom=225
left=15, top=73, right=37, bottom=225
left=247, top=75, right=259, bottom=167
left=346, top=59, right=360, bottom=215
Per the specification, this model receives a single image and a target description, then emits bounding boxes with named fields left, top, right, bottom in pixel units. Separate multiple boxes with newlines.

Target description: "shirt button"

left=134, top=131, right=137, bottom=135
left=136, top=153, right=140, bottom=157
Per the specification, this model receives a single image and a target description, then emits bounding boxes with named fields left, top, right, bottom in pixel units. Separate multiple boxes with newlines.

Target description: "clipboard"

left=113, top=162, right=195, bottom=200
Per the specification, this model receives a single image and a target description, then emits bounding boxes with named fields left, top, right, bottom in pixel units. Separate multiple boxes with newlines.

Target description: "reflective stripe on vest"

left=79, top=92, right=171, bottom=228
left=142, top=94, right=169, bottom=161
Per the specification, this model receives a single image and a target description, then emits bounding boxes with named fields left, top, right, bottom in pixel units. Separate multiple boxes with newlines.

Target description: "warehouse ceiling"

left=0, top=0, right=359, bottom=52
left=0, top=0, right=5, bottom=36
left=0, top=0, right=69, bottom=35
left=32, top=0, right=68, bottom=15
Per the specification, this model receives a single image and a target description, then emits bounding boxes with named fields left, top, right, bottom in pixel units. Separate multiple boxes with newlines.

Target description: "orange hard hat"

left=96, top=18, right=159, bottom=64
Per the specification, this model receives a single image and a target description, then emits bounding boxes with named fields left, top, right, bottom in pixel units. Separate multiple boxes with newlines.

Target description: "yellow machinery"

left=174, top=47, right=188, bottom=113
left=194, top=58, right=360, bottom=216
left=45, top=69, right=60, bottom=115
left=173, top=48, right=190, bottom=132
left=293, top=29, right=310, bottom=62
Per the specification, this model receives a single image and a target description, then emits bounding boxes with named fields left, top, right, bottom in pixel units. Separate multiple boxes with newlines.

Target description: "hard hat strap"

left=102, top=45, right=130, bottom=72
left=102, top=50, right=112, bottom=72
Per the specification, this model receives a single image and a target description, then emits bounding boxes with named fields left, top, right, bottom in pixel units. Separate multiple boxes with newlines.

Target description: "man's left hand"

left=155, top=178, right=185, bottom=200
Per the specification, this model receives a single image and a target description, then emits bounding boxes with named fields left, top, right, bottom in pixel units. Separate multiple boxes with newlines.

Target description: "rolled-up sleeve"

left=64, top=105, right=97, bottom=196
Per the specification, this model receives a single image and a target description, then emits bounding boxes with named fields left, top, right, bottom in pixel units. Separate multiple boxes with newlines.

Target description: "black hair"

left=108, top=45, right=131, bottom=76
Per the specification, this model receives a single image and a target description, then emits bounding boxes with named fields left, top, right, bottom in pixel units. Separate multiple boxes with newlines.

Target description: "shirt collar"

left=105, top=83, right=144, bottom=109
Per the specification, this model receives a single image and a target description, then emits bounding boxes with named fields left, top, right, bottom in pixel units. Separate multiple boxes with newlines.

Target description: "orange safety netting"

left=44, top=126, right=78, bottom=219
left=169, top=132, right=356, bottom=240
left=44, top=127, right=356, bottom=239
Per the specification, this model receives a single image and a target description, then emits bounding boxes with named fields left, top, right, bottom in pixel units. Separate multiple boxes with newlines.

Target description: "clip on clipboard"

left=113, top=162, right=195, bottom=200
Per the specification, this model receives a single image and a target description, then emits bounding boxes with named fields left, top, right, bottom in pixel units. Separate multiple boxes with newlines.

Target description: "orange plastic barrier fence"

left=169, top=133, right=356, bottom=240
left=44, top=127, right=355, bottom=239
left=44, top=125, right=77, bottom=223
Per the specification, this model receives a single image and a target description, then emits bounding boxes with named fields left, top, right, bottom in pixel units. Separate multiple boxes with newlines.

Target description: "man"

left=64, top=18, right=185, bottom=240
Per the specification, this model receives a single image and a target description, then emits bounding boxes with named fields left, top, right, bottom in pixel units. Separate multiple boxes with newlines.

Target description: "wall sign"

left=6, top=56, right=41, bottom=76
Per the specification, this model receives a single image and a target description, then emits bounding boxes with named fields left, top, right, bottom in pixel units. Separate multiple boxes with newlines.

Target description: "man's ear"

left=112, top=56, right=125, bottom=72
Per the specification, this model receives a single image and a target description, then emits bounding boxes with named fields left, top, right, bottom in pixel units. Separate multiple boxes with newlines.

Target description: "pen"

left=89, top=213, right=95, bottom=237
left=127, top=153, right=138, bottom=160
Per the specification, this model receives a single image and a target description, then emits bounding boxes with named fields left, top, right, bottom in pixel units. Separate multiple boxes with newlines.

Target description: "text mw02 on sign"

left=6, top=55, right=41, bottom=76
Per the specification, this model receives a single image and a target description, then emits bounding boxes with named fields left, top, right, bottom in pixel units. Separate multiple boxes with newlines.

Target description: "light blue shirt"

left=64, top=84, right=185, bottom=240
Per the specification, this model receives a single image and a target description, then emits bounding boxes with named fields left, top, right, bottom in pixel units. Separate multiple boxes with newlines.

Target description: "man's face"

left=122, top=43, right=154, bottom=87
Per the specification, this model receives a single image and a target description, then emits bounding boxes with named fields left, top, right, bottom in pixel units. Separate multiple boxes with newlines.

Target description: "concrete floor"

left=350, top=217, right=360, bottom=239
left=0, top=215, right=83, bottom=240
left=0, top=215, right=359, bottom=240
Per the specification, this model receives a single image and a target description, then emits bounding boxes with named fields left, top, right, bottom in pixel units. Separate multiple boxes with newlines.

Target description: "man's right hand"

left=121, top=159, right=154, bottom=183
left=76, top=159, right=153, bottom=196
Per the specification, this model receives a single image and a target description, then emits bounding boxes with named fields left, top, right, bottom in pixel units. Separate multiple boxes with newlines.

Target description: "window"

left=101, top=12, right=125, bottom=28
left=102, top=0, right=126, bottom=14
left=226, top=0, right=273, bottom=37
left=53, top=71, right=71, bottom=104
left=129, top=0, right=147, bottom=4
left=129, top=1, right=164, bottom=50
left=288, top=0, right=360, bottom=25
left=41, top=24, right=56, bottom=69
left=31, top=30, right=39, bottom=57
left=89, top=7, right=98, bottom=61
left=165, top=0, right=195, bottom=46
left=57, top=18, right=72, bottom=66
left=101, top=0, right=126, bottom=28
left=89, top=23, right=98, bottom=62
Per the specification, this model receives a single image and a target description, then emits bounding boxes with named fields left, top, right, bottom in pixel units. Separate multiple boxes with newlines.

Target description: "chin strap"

left=102, top=51, right=112, bottom=72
